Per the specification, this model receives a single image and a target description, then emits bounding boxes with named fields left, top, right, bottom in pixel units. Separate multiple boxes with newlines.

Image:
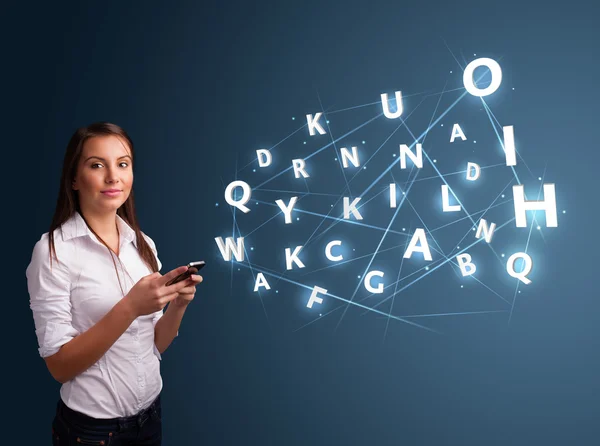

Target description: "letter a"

left=450, top=123, right=467, bottom=142
left=254, top=273, right=271, bottom=292
left=403, top=228, right=432, bottom=261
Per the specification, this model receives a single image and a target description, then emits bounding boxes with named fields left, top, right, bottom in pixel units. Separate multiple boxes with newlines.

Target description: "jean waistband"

left=57, top=394, right=161, bottom=429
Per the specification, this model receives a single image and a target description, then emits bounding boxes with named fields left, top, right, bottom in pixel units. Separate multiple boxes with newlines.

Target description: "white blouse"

left=26, top=211, right=171, bottom=418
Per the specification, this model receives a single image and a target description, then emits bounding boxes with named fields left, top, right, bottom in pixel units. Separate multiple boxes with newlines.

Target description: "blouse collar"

left=61, top=211, right=137, bottom=247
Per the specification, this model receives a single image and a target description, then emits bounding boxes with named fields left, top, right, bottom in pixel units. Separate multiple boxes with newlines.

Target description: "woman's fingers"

left=154, top=273, right=203, bottom=307
left=178, top=284, right=196, bottom=295
left=190, top=274, right=203, bottom=284
left=163, top=272, right=198, bottom=294
left=160, top=292, right=180, bottom=305
left=177, top=276, right=203, bottom=292
left=157, top=266, right=189, bottom=287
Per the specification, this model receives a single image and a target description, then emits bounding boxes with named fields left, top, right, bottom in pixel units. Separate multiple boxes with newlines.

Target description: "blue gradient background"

left=9, top=1, right=599, bottom=445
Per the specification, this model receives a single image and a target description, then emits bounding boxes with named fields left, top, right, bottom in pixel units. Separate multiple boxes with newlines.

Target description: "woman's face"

left=72, top=135, right=133, bottom=215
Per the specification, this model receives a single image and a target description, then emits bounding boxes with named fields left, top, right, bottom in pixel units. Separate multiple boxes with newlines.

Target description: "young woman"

left=26, top=122, right=202, bottom=445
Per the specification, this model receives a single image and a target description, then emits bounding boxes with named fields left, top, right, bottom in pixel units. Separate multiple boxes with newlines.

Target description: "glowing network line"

left=508, top=165, right=547, bottom=324
left=254, top=112, right=384, bottom=190
left=217, top=51, right=556, bottom=335
left=237, top=122, right=308, bottom=174
left=445, top=43, right=546, bottom=247
left=400, top=162, right=506, bottom=184
left=395, top=99, right=507, bottom=268
left=448, top=178, right=515, bottom=260
left=326, top=85, right=465, bottom=115
left=364, top=217, right=517, bottom=313
left=302, top=102, right=428, bottom=260
left=335, top=79, right=451, bottom=328
left=299, top=92, right=437, bottom=258
left=232, top=260, right=441, bottom=334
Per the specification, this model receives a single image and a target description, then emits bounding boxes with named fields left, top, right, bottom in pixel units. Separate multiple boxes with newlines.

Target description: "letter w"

left=215, top=237, right=245, bottom=261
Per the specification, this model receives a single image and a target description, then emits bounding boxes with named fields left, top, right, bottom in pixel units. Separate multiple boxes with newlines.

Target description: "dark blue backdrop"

left=7, top=1, right=599, bottom=445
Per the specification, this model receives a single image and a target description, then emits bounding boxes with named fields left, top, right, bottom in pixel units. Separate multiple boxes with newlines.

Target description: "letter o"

left=463, top=58, right=502, bottom=97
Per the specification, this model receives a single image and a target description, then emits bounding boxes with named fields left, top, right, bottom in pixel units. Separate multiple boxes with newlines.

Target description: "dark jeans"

left=51, top=394, right=162, bottom=445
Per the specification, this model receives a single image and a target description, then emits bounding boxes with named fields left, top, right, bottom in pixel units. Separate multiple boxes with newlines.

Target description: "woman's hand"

left=121, top=266, right=193, bottom=317
left=171, top=274, right=203, bottom=308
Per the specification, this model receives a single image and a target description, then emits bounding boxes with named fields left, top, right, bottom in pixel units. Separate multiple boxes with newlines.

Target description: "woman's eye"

left=90, top=162, right=129, bottom=168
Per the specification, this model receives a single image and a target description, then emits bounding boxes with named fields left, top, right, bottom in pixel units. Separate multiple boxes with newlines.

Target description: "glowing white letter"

left=254, top=273, right=271, bottom=292
left=343, top=197, right=363, bottom=220
left=365, top=271, right=384, bottom=294
left=503, top=125, right=517, bottom=167
left=442, top=185, right=461, bottom=212
left=513, top=184, right=558, bottom=228
left=456, top=253, right=477, bottom=276
left=285, top=246, right=305, bottom=270
left=507, top=252, right=533, bottom=285
left=475, top=218, right=496, bottom=243
left=306, top=113, right=326, bottom=136
left=450, top=124, right=467, bottom=142
left=403, top=228, right=432, bottom=261
left=275, top=196, right=298, bottom=224
left=381, top=91, right=404, bottom=119
left=466, top=162, right=481, bottom=181
left=215, top=237, right=245, bottom=262
left=463, top=57, right=502, bottom=97
left=400, top=143, right=423, bottom=169
left=390, top=183, right=397, bottom=208
left=307, top=286, right=327, bottom=308
left=225, top=180, right=252, bottom=213
left=325, top=240, right=343, bottom=262
left=292, top=159, right=310, bottom=178
left=341, top=146, right=360, bottom=168
left=256, top=149, right=272, bottom=167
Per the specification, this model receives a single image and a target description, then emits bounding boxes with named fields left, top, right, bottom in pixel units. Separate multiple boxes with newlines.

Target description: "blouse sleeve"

left=26, top=235, right=80, bottom=358
left=142, top=231, right=162, bottom=273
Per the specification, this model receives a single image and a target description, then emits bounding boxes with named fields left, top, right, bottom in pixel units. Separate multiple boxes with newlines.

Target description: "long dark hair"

left=48, top=122, right=159, bottom=293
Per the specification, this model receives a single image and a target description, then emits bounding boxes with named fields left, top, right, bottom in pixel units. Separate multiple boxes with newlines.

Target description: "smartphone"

left=165, top=261, right=206, bottom=286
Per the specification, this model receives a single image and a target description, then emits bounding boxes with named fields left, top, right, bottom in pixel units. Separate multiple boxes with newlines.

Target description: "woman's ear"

left=72, top=180, right=78, bottom=191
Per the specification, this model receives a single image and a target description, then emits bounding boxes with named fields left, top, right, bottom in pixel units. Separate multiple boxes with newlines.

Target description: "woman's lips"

left=101, top=190, right=122, bottom=197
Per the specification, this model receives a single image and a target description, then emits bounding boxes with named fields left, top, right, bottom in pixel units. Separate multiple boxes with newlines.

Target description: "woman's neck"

left=79, top=208, right=119, bottom=241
